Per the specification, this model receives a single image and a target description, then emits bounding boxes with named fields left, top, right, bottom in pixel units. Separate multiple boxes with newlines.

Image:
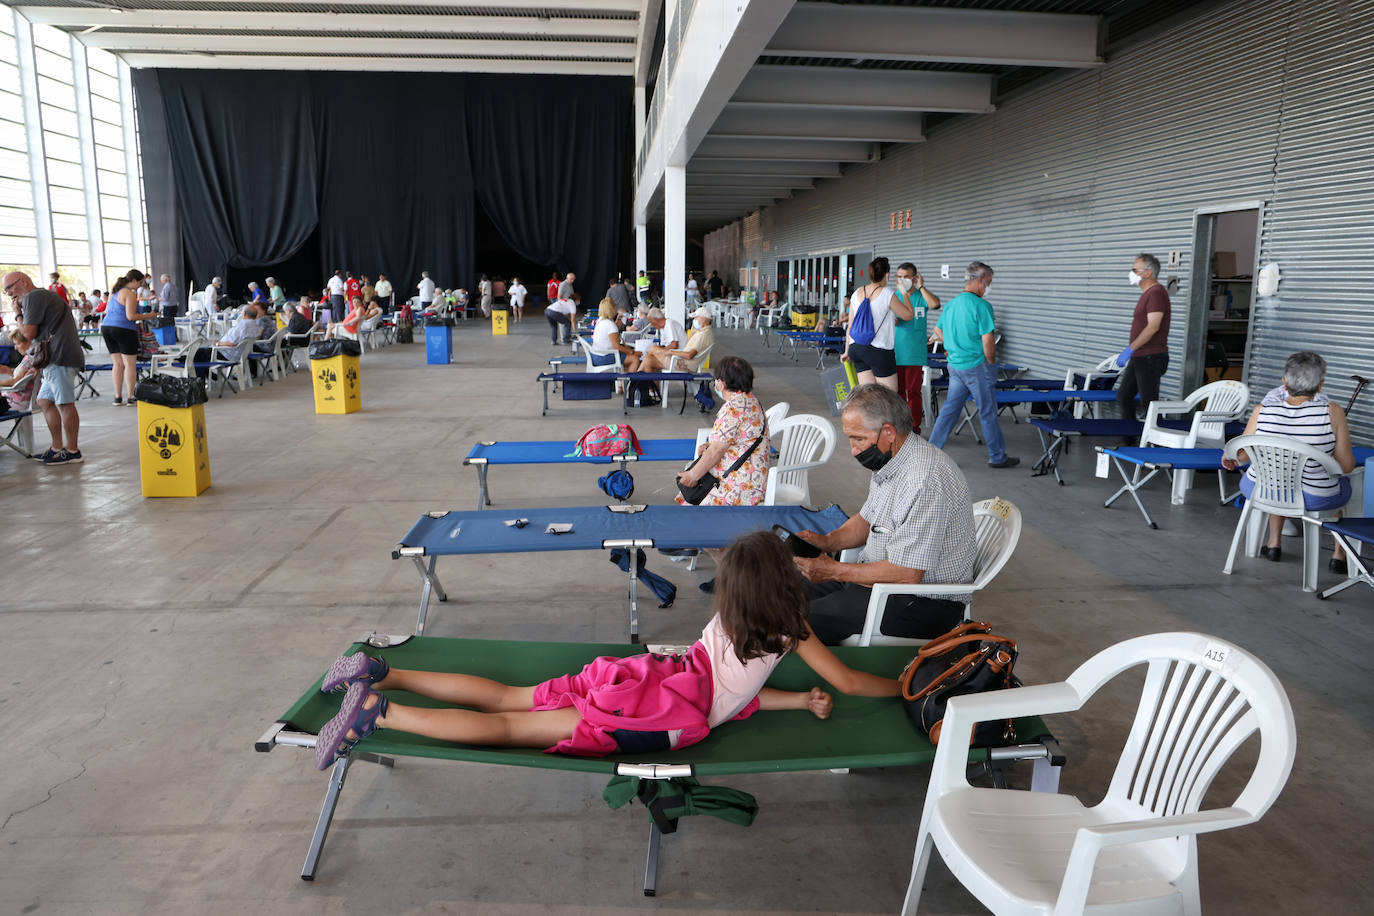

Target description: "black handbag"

left=898, top=621, right=1018, bottom=745
left=677, top=436, right=762, bottom=505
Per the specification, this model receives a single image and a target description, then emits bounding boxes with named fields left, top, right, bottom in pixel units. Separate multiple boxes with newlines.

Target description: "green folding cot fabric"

left=258, top=634, right=1063, bottom=895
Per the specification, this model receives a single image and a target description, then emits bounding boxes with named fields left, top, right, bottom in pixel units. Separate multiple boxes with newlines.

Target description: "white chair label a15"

left=1201, top=642, right=1231, bottom=671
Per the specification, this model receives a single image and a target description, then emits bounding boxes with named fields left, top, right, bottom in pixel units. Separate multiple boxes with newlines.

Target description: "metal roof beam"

left=18, top=8, right=638, bottom=39
left=688, top=175, right=813, bottom=192
left=688, top=159, right=843, bottom=178
left=79, top=0, right=640, bottom=10
left=694, top=137, right=875, bottom=162
left=769, top=2, right=1102, bottom=68
left=116, top=53, right=630, bottom=76
left=711, top=106, right=922, bottom=143
left=733, top=64, right=994, bottom=113
left=85, top=33, right=633, bottom=58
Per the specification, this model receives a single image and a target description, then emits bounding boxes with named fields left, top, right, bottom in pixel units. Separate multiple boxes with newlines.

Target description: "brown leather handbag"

left=898, top=621, right=1018, bottom=745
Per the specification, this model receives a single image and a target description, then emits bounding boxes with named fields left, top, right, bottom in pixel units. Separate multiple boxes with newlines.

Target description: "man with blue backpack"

left=926, top=261, right=1020, bottom=468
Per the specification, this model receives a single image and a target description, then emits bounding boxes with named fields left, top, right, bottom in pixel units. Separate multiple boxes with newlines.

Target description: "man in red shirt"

left=1115, top=253, right=1171, bottom=421
left=546, top=273, right=560, bottom=307
left=345, top=272, right=362, bottom=304
left=48, top=272, right=68, bottom=304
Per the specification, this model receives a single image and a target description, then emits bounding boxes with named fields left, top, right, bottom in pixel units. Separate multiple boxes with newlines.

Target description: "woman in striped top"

left=1223, top=351, right=1356, bottom=570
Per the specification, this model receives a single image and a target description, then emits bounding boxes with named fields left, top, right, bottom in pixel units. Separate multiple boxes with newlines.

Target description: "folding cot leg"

left=412, top=555, right=448, bottom=636
left=627, top=560, right=640, bottom=644
left=301, top=756, right=351, bottom=880
left=541, top=379, right=550, bottom=416
left=1103, top=457, right=1158, bottom=528
left=475, top=463, right=491, bottom=510
left=642, top=823, right=662, bottom=896
left=1319, top=531, right=1370, bottom=599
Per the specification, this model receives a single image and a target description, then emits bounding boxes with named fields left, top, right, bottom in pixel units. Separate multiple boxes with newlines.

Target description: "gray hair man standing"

left=1114, top=253, right=1171, bottom=421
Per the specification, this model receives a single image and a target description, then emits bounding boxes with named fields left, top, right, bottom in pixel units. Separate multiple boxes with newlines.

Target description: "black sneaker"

left=63, top=449, right=83, bottom=463
left=698, top=578, right=715, bottom=594
left=112, top=398, right=124, bottom=406
left=39, top=447, right=62, bottom=462
left=988, top=456, right=1021, bottom=468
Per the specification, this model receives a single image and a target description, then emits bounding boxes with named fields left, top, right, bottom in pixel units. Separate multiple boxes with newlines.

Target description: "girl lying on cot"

left=314, top=531, right=899, bottom=769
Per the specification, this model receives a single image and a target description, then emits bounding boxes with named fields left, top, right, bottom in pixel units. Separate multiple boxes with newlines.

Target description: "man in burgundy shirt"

left=1115, top=253, right=1171, bottom=421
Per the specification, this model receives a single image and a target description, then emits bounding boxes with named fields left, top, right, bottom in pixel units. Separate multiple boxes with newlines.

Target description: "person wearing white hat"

left=643, top=304, right=713, bottom=373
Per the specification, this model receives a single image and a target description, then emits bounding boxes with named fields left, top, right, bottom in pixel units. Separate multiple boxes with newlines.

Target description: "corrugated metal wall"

left=704, top=0, right=1374, bottom=443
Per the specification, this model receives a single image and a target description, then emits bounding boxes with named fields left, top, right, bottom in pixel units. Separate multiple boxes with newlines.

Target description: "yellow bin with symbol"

left=138, top=401, right=211, bottom=497
left=491, top=306, right=509, bottom=336
left=309, top=339, right=362, bottom=414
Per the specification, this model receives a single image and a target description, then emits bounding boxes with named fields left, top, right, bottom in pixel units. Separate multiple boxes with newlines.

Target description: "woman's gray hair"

left=842, top=384, right=913, bottom=435
left=1283, top=350, right=1326, bottom=397
left=964, top=261, right=994, bottom=283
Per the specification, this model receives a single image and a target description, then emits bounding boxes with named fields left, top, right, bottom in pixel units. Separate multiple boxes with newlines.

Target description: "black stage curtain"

left=155, top=71, right=320, bottom=287
left=138, top=70, right=629, bottom=301
left=466, top=75, right=629, bottom=296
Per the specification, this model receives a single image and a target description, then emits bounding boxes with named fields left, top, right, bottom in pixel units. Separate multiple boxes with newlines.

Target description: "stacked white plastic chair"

left=762, top=414, right=836, bottom=506
left=1138, top=380, right=1250, bottom=504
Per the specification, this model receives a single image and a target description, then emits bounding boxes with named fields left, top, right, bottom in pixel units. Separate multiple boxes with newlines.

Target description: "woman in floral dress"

left=676, top=356, right=769, bottom=506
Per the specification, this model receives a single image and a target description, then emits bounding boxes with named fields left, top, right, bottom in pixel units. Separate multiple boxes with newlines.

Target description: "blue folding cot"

left=1321, top=456, right=1374, bottom=600
left=393, top=503, right=849, bottom=642
left=1029, top=416, right=1244, bottom=485
left=536, top=370, right=712, bottom=415
left=462, top=438, right=698, bottom=509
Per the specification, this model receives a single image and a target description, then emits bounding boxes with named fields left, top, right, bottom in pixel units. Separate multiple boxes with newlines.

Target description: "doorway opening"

left=1182, top=203, right=1262, bottom=394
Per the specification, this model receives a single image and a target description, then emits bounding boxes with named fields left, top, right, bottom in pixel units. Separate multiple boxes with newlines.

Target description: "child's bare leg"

left=376, top=668, right=536, bottom=712
left=378, top=696, right=581, bottom=748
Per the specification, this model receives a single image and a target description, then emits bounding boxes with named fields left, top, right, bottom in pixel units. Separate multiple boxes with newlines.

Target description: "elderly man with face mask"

left=790, top=384, right=976, bottom=645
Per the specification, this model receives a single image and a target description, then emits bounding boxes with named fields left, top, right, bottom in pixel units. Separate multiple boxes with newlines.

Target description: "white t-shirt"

left=418, top=277, right=436, bottom=303
left=509, top=283, right=527, bottom=307
left=847, top=285, right=898, bottom=350
left=327, top=275, right=345, bottom=296
left=591, top=317, right=619, bottom=352
left=546, top=298, right=576, bottom=318
left=659, top=318, right=687, bottom=350
left=698, top=614, right=784, bottom=728
left=204, top=283, right=220, bottom=311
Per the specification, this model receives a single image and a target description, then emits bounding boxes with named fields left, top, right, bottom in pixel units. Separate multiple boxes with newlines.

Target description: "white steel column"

left=13, top=11, right=56, bottom=279
left=633, top=84, right=645, bottom=163
left=663, top=164, right=685, bottom=326
left=70, top=37, right=107, bottom=287
left=635, top=222, right=647, bottom=279
left=119, top=60, right=148, bottom=269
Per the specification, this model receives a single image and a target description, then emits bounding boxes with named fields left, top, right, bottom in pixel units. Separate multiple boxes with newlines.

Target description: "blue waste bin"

left=153, top=323, right=178, bottom=346
left=425, top=322, right=453, bottom=365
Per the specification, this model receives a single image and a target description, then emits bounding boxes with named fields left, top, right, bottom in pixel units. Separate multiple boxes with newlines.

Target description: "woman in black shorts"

left=842, top=256, right=914, bottom=392
left=101, top=269, right=160, bottom=405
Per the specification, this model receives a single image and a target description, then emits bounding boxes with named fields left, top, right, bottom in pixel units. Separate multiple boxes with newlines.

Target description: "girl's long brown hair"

left=715, top=531, right=811, bottom=662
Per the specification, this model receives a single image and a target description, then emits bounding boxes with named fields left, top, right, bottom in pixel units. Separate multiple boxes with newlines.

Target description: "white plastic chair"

left=1222, top=433, right=1350, bottom=592
left=666, top=343, right=713, bottom=374
left=763, top=413, right=836, bottom=506
left=574, top=336, right=623, bottom=374
left=1063, top=352, right=1122, bottom=418
left=207, top=340, right=253, bottom=396
left=763, top=401, right=789, bottom=434
left=1139, top=380, right=1250, bottom=505
left=148, top=335, right=204, bottom=379
left=839, top=497, right=1021, bottom=647
left=359, top=314, right=383, bottom=351
left=904, top=631, right=1296, bottom=916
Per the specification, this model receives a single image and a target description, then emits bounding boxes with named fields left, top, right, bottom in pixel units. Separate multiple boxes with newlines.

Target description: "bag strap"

left=718, top=435, right=763, bottom=481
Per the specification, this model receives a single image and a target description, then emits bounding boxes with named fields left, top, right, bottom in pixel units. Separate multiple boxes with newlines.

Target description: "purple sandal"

left=321, top=651, right=390, bottom=693
left=314, top=682, right=389, bottom=770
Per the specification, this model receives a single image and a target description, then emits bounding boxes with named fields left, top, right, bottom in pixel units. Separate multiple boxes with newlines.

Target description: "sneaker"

left=112, top=397, right=124, bottom=406
left=39, top=447, right=61, bottom=462
left=63, top=449, right=83, bottom=463
left=988, top=456, right=1021, bottom=468
left=43, top=449, right=70, bottom=465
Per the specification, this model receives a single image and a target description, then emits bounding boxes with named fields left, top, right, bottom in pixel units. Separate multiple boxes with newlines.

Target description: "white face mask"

left=896, top=277, right=913, bottom=292
left=1128, top=271, right=1142, bottom=286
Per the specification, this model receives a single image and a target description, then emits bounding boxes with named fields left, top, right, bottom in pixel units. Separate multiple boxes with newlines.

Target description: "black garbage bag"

left=134, top=375, right=208, bottom=408
left=308, top=339, right=361, bottom=359
left=608, top=547, right=676, bottom=608
left=424, top=316, right=456, bottom=327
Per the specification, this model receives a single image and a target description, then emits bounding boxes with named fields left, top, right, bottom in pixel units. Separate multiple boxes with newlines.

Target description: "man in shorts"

left=4, top=271, right=84, bottom=465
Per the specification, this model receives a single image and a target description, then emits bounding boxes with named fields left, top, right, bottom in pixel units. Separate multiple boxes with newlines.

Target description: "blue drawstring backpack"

left=849, top=294, right=877, bottom=345
left=598, top=469, right=635, bottom=501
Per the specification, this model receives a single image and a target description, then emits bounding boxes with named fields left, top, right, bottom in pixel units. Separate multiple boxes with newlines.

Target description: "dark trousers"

left=807, top=580, right=964, bottom=646
left=1116, top=352, right=1169, bottom=420
left=330, top=294, right=345, bottom=317
left=547, top=311, right=572, bottom=343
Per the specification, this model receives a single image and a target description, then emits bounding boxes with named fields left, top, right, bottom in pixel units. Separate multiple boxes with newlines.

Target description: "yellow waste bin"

left=139, top=401, right=211, bottom=497
left=276, top=312, right=286, bottom=330
left=791, top=306, right=818, bottom=329
left=491, top=306, right=509, bottom=335
left=309, top=339, right=362, bottom=414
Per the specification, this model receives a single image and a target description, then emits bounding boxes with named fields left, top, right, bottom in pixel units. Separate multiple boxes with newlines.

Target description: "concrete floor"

left=3, top=318, right=1370, bottom=915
